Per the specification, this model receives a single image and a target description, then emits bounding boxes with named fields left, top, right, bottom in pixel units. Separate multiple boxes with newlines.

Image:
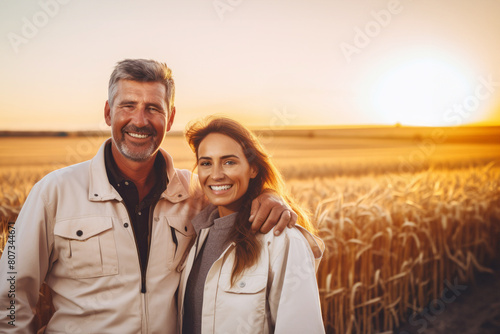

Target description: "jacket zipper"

left=142, top=202, right=157, bottom=293
left=121, top=201, right=150, bottom=294
left=121, top=202, right=152, bottom=334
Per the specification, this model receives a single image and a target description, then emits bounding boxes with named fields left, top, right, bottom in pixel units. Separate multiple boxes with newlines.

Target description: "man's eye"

left=120, top=105, right=135, bottom=111
left=224, top=160, right=236, bottom=165
left=148, top=106, right=166, bottom=115
left=199, top=161, right=211, bottom=166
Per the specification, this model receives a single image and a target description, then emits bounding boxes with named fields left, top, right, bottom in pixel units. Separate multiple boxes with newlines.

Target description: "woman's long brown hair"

left=185, top=116, right=315, bottom=285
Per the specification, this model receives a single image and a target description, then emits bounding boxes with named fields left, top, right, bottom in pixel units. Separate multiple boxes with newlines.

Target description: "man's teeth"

left=128, top=132, right=149, bottom=139
left=210, top=185, right=232, bottom=191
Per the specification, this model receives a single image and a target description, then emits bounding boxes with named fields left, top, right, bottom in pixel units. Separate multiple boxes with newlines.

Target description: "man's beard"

left=112, top=125, right=160, bottom=162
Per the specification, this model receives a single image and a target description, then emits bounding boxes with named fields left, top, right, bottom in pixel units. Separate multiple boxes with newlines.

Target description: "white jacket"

left=0, top=140, right=206, bottom=334
left=178, top=208, right=326, bottom=334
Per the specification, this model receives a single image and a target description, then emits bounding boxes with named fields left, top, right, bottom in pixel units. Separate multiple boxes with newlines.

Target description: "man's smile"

left=126, top=132, right=150, bottom=139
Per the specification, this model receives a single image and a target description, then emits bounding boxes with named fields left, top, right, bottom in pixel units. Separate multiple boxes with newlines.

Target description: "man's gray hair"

left=108, top=59, right=175, bottom=115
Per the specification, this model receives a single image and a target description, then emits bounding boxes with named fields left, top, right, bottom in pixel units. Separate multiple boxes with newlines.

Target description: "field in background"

left=1, top=125, right=499, bottom=172
left=1, top=125, right=500, bottom=333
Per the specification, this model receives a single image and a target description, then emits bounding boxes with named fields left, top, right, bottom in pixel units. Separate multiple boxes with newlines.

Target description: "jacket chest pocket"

left=165, top=216, right=195, bottom=272
left=219, top=248, right=269, bottom=295
left=216, top=272, right=268, bottom=331
left=54, top=217, right=119, bottom=279
left=221, top=274, right=267, bottom=294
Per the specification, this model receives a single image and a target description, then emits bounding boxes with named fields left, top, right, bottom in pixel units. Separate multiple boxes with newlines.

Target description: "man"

left=0, top=59, right=296, bottom=333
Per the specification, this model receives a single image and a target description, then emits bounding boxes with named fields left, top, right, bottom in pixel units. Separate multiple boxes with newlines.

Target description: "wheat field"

left=1, top=127, right=500, bottom=333
left=290, top=165, right=500, bottom=333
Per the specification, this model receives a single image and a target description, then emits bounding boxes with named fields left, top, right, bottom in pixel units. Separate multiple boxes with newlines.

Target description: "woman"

left=178, top=116, right=325, bottom=334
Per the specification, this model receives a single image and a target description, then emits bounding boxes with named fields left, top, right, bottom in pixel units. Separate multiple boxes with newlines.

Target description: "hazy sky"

left=1, top=0, right=500, bottom=131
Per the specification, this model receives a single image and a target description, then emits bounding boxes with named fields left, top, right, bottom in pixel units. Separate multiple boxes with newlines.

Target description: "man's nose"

left=131, top=107, right=148, bottom=127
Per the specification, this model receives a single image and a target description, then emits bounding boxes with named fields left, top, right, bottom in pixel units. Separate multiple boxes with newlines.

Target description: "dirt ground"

left=394, top=265, right=500, bottom=334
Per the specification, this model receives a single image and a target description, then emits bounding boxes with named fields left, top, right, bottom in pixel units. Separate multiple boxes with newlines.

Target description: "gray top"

left=182, top=206, right=237, bottom=334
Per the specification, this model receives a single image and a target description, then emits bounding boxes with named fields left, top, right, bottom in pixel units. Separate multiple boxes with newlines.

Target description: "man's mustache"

left=122, top=125, right=156, bottom=136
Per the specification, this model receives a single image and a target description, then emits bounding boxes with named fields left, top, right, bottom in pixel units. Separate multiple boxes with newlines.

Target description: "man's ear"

left=166, top=106, right=176, bottom=132
left=104, top=101, right=112, bottom=126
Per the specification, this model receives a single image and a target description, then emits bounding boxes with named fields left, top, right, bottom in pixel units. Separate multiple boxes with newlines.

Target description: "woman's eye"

left=224, top=160, right=236, bottom=165
left=199, top=161, right=211, bottom=166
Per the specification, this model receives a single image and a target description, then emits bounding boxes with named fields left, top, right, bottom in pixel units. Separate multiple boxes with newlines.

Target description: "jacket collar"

left=89, top=139, right=190, bottom=203
left=159, top=146, right=190, bottom=203
left=191, top=204, right=239, bottom=235
left=191, top=204, right=218, bottom=234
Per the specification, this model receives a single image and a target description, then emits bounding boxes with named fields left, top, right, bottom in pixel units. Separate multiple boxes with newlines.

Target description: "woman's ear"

left=250, top=165, right=258, bottom=179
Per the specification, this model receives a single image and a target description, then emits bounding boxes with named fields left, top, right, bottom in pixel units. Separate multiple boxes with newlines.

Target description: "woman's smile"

left=209, top=184, right=233, bottom=192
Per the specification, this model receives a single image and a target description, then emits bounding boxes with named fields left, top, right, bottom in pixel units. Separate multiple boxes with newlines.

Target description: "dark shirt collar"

left=105, top=141, right=125, bottom=185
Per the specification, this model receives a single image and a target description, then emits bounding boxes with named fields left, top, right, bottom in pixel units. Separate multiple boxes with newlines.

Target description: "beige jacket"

left=0, top=139, right=206, bottom=334
left=178, top=208, right=326, bottom=334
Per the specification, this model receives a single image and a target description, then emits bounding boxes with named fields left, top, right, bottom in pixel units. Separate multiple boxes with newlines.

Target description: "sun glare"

left=369, top=57, right=472, bottom=126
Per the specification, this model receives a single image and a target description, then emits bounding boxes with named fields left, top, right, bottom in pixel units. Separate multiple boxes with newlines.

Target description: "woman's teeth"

left=210, top=185, right=232, bottom=191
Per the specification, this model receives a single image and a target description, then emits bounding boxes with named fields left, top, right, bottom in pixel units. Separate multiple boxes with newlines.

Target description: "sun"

left=367, top=55, right=472, bottom=126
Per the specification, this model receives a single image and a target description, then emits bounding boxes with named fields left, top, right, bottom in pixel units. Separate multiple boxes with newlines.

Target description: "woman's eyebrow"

left=221, top=154, right=240, bottom=160
left=197, top=154, right=240, bottom=161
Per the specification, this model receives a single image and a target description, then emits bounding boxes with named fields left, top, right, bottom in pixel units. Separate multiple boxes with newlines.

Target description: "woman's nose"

left=211, top=164, right=224, bottom=180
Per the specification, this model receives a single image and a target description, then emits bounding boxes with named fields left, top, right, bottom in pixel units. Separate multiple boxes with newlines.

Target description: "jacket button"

left=177, top=194, right=182, bottom=198
left=124, top=223, right=129, bottom=228
left=76, top=230, right=83, bottom=237
left=94, top=194, right=98, bottom=197
left=239, top=282, right=246, bottom=288
left=184, top=226, right=188, bottom=232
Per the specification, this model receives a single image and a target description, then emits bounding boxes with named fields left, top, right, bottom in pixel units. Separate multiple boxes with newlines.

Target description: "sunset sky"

left=1, top=0, right=500, bottom=131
